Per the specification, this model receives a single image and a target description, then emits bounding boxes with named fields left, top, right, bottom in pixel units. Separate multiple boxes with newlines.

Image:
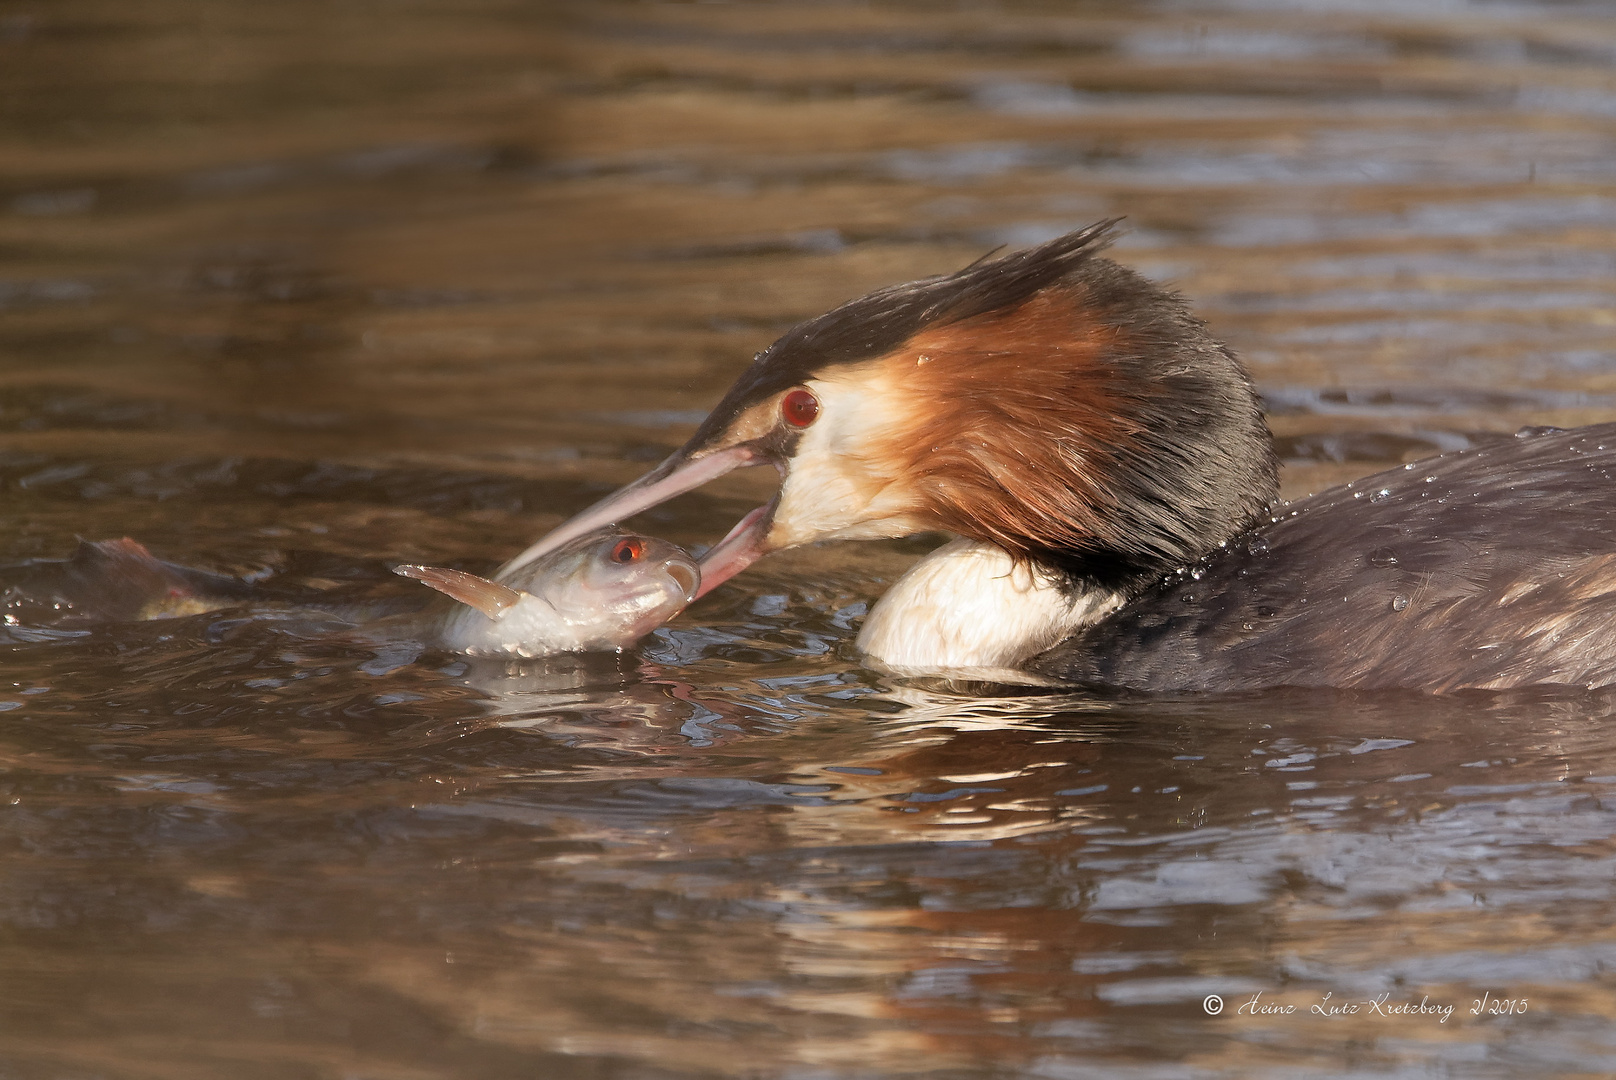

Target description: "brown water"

left=4, top=1, right=1616, bottom=1076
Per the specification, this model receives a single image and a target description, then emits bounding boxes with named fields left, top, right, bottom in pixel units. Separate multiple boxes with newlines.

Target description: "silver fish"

left=395, top=531, right=699, bottom=657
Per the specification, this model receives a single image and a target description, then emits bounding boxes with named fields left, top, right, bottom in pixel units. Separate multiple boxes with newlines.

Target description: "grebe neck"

left=855, top=538, right=1124, bottom=672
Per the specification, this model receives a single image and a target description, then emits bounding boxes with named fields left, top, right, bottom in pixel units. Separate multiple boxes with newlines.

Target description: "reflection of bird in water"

left=505, top=220, right=1616, bottom=692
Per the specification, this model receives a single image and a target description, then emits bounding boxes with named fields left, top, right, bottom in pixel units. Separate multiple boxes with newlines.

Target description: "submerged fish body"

left=395, top=531, right=700, bottom=657
left=0, top=538, right=253, bottom=625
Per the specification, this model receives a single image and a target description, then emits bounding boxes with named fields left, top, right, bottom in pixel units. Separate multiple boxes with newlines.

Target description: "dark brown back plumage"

left=1032, top=424, right=1616, bottom=691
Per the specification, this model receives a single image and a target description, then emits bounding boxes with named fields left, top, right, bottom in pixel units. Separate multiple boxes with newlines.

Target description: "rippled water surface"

left=4, top=1, right=1616, bottom=1076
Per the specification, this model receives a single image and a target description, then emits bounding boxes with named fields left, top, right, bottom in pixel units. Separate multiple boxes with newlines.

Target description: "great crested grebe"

left=503, top=221, right=1616, bottom=692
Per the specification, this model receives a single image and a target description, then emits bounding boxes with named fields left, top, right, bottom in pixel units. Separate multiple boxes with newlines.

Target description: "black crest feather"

left=686, top=221, right=1122, bottom=447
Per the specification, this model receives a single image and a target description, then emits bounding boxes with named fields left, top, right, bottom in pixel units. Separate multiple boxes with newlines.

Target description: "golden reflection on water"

left=4, top=0, right=1616, bottom=1077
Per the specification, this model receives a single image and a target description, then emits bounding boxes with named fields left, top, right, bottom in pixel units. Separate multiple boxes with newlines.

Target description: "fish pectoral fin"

left=393, top=565, right=521, bottom=619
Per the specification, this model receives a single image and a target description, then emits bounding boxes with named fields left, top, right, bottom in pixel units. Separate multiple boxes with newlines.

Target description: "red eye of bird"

left=781, top=388, right=819, bottom=428
left=611, top=538, right=644, bottom=563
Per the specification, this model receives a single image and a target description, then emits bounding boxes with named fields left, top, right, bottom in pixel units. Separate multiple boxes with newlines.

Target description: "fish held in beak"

left=398, top=530, right=702, bottom=657
left=497, top=443, right=776, bottom=599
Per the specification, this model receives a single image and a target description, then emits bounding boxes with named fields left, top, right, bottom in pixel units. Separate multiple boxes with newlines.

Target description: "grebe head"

left=501, top=220, right=1278, bottom=596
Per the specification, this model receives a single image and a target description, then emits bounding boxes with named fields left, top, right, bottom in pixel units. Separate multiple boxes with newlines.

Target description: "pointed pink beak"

left=498, top=444, right=777, bottom=598
left=693, top=498, right=777, bottom=598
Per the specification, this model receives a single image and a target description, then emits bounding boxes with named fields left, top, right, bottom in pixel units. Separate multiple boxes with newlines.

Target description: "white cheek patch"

left=857, top=539, right=1123, bottom=671
left=770, top=371, right=928, bottom=546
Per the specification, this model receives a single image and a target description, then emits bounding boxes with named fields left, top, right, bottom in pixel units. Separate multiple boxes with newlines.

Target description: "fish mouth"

left=663, top=558, right=701, bottom=601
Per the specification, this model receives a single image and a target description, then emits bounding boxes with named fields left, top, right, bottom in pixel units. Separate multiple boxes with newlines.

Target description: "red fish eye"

left=611, top=538, right=644, bottom=563
left=782, top=388, right=819, bottom=428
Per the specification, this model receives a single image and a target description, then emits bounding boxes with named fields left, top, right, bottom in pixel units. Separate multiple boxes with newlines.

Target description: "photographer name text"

left=1200, top=990, right=1530, bottom=1022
